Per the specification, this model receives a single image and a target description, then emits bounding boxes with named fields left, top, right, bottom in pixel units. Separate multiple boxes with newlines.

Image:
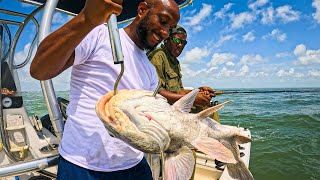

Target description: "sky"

left=1, top=0, right=320, bottom=91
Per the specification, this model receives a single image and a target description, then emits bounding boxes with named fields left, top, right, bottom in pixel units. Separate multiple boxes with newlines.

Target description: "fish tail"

left=226, top=160, right=254, bottom=180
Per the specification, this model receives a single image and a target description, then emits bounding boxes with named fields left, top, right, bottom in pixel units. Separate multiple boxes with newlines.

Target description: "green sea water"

left=22, top=88, right=320, bottom=180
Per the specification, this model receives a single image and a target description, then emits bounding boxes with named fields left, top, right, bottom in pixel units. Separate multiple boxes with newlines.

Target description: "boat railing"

left=0, top=6, right=42, bottom=71
left=0, top=4, right=59, bottom=178
left=0, top=155, right=59, bottom=178
left=0, top=5, right=44, bottom=162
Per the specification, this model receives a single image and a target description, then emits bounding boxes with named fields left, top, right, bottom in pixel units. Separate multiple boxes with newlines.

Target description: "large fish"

left=96, top=89, right=253, bottom=180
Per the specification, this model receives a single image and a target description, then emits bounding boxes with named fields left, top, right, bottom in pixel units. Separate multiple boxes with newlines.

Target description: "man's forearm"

left=159, top=90, right=184, bottom=104
left=30, top=12, right=96, bottom=80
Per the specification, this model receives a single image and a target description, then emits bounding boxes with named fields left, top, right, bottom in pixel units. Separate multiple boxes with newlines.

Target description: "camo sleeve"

left=149, top=50, right=167, bottom=92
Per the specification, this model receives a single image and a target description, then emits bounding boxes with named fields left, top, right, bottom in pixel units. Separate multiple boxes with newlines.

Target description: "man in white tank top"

left=30, top=0, right=180, bottom=179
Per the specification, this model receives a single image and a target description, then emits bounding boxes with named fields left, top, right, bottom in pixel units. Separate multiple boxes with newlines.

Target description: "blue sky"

left=1, top=0, right=320, bottom=91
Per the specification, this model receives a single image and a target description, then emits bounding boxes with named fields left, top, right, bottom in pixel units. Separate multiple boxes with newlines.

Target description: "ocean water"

left=22, top=88, right=320, bottom=180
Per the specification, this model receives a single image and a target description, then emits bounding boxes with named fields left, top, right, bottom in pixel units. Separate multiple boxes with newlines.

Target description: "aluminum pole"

left=0, top=155, right=59, bottom=177
left=38, top=0, right=64, bottom=141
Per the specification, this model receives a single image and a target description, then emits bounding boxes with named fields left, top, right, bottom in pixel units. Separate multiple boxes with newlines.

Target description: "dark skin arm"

left=159, top=90, right=213, bottom=106
left=30, top=0, right=123, bottom=80
left=159, top=90, right=185, bottom=104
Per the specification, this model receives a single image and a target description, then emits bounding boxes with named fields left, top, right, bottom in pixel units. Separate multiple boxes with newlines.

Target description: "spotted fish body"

left=96, top=89, right=253, bottom=180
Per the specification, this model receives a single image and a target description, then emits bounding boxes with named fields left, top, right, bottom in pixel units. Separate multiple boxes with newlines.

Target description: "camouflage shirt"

left=148, top=44, right=183, bottom=93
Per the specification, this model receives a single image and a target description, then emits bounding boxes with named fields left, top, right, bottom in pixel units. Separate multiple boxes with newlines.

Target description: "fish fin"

left=235, top=134, right=252, bottom=144
left=191, top=137, right=236, bottom=164
left=197, top=100, right=234, bottom=119
left=172, top=89, right=199, bottom=113
left=164, top=147, right=195, bottom=180
left=226, top=161, right=254, bottom=180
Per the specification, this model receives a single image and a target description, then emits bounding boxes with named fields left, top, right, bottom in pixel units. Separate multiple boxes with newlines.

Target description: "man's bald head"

left=125, top=0, right=180, bottom=50
left=144, top=0, right=179, bottom=10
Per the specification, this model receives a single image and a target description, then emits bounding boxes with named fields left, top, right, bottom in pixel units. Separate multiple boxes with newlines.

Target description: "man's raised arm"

left=30, top=0, right=122, bottom=80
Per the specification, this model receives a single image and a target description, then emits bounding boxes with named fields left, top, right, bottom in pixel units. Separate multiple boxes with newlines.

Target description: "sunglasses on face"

left=171, top=37, right=187, bottom=46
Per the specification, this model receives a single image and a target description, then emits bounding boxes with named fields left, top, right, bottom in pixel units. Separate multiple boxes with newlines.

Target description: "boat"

left=0, top=0, right=251, bottom=179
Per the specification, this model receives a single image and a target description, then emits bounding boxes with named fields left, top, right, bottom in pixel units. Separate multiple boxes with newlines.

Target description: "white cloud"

left=293, top=44, right=320, bottom=65
left=312, top=0, right=320, bottom=23
left=293, top=44, right=306, bottom=56
left=14, top=43, right=33, bottom=65
left=180, top=47, right=210, bottom=64
left=218, top=67, right=236, bottom=77
left=192, top=25, right=203, bottom=32
left=184, top=3, right=212, bottom=31
left=276, top=5, right=300, bottom=23
left=215, top=34, right=236, bottom=47
left=214, top=3, right=233, bottom=19
left=276, top=68, right=304, bottom=78
left=230, top=12, right=256, bottom=29
left=261, top=6, right=275, bottom=24
left=263, top=29, right=287, bottom=42
left=276, top=52, right=291, bottom=58
left=52, top=69, right=71, bottom=90
left=308, top=69, right=320, bottom=77
left=208, top=53, right=237, bottom=67
left=14, top=43, right=40, bottom=91
left=253, top=71, right=269, bottom=77
left=239, top=54, right=264, bottom=65
left=238, top=65, right=250, bottom=77
left=242, top=31, right=255, bottom=42
left=184, top=9, right=197, bottom=17
left=226, top=61, right=235, bottom=66
left=249, top=0, right=269, bottom=10
left=52, top=12, right=70, bottom=24
left=181, top=64, right=209, bottom=78
left=14, top=43, right=71, bottom=91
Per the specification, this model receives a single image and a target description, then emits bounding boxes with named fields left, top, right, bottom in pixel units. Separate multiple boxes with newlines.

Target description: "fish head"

left=96, top=89, right=171, bottom=153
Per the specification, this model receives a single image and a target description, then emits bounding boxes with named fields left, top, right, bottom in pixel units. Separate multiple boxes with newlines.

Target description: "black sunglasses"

left=171, top=37, right=187, bottom=45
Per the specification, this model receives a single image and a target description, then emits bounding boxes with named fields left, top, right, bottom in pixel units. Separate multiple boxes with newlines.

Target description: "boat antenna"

left=107, top=14, right=124, bottom=96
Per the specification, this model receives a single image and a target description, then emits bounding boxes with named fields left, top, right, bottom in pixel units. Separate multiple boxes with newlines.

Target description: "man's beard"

left=137, top=13, right=158, bottom=51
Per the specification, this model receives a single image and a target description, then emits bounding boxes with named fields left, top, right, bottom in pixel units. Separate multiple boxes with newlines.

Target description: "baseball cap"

left=170, top=25, right=187, bottom=36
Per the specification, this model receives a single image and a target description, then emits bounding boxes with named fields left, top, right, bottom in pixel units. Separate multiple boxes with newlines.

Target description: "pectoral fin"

left=191, top=137, right=237, bottom=164
left=164, top=146, right=195, bottom=180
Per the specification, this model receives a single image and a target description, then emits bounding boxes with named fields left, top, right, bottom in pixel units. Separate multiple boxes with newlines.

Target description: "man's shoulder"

left=148, top=48, right=167, bottom=62
left=83, top=24, right=108, bottom=42
left=91, top=24, right=108, bottom=34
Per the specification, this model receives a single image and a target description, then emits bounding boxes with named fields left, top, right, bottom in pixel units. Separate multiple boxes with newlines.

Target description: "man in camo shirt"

left=148, top=25, right=215, bottom=107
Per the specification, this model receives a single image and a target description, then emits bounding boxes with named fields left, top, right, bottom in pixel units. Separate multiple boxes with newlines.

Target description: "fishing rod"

left=215, top=89, right=320, bottom=95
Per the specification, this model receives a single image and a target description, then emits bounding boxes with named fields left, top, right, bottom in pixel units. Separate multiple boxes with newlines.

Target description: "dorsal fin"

left=197, top=100, right=234, bottom=119
left=172, top=89, right=199, bottom=113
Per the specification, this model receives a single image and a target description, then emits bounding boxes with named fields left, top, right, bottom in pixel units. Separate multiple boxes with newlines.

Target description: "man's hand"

left=194, top=92, right=212, bottom=107
left=82, top=0, right=123, bottom=27
left=198, top=86, right=215, bottom=98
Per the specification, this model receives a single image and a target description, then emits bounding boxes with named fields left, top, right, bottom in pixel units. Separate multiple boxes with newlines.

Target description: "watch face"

left=2, top=97, right=12, bottom=108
